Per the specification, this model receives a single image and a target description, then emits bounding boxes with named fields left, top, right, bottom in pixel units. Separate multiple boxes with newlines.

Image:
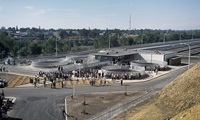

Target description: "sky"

left=0, top=0, right=200, bottom=30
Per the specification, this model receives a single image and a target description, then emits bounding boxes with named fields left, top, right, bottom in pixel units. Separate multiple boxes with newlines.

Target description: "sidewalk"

left=16, top=80, right=52, bottom=88
left=113, top=65, right=186, bottom=83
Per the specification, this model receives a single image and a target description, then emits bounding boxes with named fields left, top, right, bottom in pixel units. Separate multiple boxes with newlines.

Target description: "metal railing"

left=89, top=91, right=152, bottom=120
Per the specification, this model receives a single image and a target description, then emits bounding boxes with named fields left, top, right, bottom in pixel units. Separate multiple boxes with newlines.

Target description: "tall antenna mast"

left=129, top=15, right=131, bottom=31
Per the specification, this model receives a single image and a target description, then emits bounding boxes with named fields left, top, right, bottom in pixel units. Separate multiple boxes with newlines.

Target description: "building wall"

left=164, top=53, right=176, bottom=61
left=138, top=53, right=164, bottom=62
left=169, top=57, right=181, bottom=65
left=152, top=54, right=164, bottom=61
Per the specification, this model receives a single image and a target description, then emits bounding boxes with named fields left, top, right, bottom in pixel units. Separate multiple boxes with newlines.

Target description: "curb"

left=65, top=96, right=68, bottom=120
left=123, top=65, right=188, bottom=83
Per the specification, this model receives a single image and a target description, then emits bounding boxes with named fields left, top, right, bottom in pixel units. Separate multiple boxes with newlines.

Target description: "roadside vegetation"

left=1, top=27, right=200, bottom=58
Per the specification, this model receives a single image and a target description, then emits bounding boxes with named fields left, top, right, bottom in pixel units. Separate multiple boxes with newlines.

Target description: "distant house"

left=7, top=30, right=14, bottom=37
left=21, top=32, right=28, bottom=37
left=72, top=31, right=79, bottom=35
left=44, top=31, right=52, bottom=38
left=14, top=31, right=21, bottom=38
left=99, top=31, right=105, bottom=36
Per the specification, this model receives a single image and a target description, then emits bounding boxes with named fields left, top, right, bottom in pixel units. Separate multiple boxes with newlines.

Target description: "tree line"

left=0, top=28, right=200, bottom=58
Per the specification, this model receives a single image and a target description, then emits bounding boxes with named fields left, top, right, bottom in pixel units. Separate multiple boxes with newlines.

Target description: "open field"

left=67, top=91, right=146, bottom=120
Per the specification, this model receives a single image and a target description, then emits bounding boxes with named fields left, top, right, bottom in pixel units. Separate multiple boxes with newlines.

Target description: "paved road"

left=1, top=63, right=192, bottom=120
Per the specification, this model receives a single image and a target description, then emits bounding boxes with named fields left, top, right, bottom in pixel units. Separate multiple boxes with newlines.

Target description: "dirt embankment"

left=7, top=75, right=30, bottom=87
left=1, top=72, right=114, bottom=88
left=114, top=62, right=200, bottom=120
left=55, top=79, right=114, bottom=87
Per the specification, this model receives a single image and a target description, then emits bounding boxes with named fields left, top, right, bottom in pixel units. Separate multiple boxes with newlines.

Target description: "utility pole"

left=56, top=38, right=58, bottom=56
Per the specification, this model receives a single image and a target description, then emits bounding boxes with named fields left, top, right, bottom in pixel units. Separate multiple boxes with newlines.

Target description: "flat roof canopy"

left=95, top=49, right=138, bottom=57
left=95, top=48, right=175, bottom=57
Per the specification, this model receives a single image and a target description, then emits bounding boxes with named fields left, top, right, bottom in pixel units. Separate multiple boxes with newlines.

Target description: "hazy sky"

left=0, top=0, right=200, bottom=30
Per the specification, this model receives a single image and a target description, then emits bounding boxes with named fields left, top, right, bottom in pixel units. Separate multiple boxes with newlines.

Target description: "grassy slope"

left=115, top=62, right=200, bottom=120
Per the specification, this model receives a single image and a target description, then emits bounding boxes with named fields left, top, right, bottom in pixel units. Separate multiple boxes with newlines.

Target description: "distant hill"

left=115, top=62, right=200, bottom=120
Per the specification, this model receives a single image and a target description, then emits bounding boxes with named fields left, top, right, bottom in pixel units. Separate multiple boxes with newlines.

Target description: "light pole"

left=163, top=34, right=166, bottom=43
left=192, top=33, right=194, bottom=40
left=109, top=35, right=111, bottom=49
left=109, top=33, right=115, bottom=49
left=180, top=43, right=191, bottom=70
left=55, top=38, right=58, bottom=56
left=142, top=34, right=144, bottom=45
left=78, top=63, right=81, bottom=79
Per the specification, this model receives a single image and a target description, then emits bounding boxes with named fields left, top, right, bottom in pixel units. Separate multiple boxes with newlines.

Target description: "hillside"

left=114, top=62, right=200, bottom=120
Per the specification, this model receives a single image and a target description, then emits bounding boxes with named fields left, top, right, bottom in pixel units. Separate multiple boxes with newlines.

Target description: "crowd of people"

left=31, top=65, right=109, bottom=88
left=30, top=63, right=146, bottom=88
left=108, top=73, right=142, bottom=80
left=0, top=66, right=7, bottom=72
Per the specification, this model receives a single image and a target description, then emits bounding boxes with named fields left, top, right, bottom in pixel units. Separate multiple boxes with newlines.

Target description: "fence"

left=89, top=91, right=154, bottom=120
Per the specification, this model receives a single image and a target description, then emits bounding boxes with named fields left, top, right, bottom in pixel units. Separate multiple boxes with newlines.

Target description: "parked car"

left=0, top=78, right=7, bottom=88
left=20, top=59, right=32, bottom=66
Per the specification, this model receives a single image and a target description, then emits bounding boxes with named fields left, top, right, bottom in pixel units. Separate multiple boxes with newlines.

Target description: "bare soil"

left=67, top=91, right=145, bottom=120
left=7, top=75, right=30, bottom=87
left=0, top=73, right=30, bottom=87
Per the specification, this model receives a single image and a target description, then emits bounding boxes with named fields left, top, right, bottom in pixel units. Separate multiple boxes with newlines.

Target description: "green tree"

left=99, top=36, right=109, bottom=48
left=72, top=40, right=79, bottom=51
left=28, top=42, right=42, bottom=55
left=120, top=37, right=128, bottom=46
left=38, top=33, right=44, bottom=40
left=0, top=32, right=16, bottom=56
left=93, top=39, right=99, bottom=48
left=79, top=28, right=89, bottom=38
left=0, top=42, right=8, bottom=58
left=110, top=36, right=119, bottom=47
left=18, top=47, right=31, bottom=56
left=59, top=30, right=67, bottom=39
left=42, top=38, right=56, bottom=54
left=128, top=37, right=135, bottom=45
left=62, top=42, right=71, bottom=52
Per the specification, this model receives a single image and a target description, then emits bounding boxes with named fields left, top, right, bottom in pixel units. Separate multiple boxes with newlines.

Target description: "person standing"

left=61, top=80, right=64, bottom=88
left=155, top=69, right=158, bottom=75
left=43, top=77, right=46, bottom=87
left=34, top=76, right=37, bottom=88
left=1, top=90, right=4, bottom=98
left=120, top=78, right=123, bottom=86
left=34, top=79, right=37, bottom=88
